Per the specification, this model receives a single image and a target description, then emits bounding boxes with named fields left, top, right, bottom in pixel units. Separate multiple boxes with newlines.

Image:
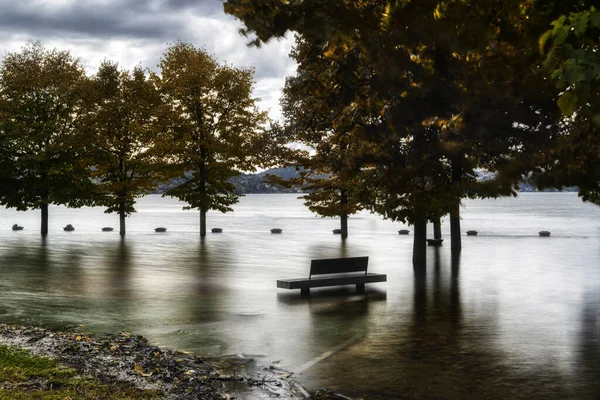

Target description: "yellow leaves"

left=539, top=30, right=553, bottom=55
left=433, top=3, right=447, bottom=20
left=380, top=3, right=393, bottom=30
left=134, top=364, right=153, bottom=377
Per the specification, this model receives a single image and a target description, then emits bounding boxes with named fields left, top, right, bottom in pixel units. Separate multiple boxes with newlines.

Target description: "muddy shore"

left=0, top=324, right=349, bottom=399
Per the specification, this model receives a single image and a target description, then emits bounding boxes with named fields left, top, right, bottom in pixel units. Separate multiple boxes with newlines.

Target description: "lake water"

left=1, top=193, right=599, bottom=399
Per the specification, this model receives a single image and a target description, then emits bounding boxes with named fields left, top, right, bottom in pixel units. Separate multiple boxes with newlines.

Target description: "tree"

left=278, top=36, right=370, bottom=239
left=0, top=42, right=91, bottom=235
left=81, top=61, right=164, bottom=235
left=157, top=42, right=269, bottom=236
left=538, top=4, right=600, bottom=204
left=224, top=0, right=563, bottom=266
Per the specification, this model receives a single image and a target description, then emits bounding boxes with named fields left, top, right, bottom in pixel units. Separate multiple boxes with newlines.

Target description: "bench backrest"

left=309, top=256, right=369, bottom=278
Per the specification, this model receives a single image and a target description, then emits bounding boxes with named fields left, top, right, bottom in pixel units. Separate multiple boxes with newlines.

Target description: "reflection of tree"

left=104, top=238, right=132, bottom=298
left=0, top=237, right=88, bottom=328
left=576, top=290, right=600, bottom=397
left=306, top=240, right=352, bottom=261
left=297, top=250, right=585, bottom=399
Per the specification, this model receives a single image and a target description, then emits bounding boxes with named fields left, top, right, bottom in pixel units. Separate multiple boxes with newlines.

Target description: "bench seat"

left=277, top=273, right=387, bottom=289
left=277, top=256, right=386, bottom=296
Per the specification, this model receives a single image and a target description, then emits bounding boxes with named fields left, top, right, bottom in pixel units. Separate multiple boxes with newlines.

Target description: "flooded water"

left=1, top=193, right=599, bottom=399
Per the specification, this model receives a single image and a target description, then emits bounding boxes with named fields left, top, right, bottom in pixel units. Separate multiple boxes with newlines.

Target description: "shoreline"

left=0, top=324, right=348, bottom=399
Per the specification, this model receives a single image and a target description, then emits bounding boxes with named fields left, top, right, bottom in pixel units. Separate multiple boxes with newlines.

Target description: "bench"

left=277, top=256, right=386, bottom=297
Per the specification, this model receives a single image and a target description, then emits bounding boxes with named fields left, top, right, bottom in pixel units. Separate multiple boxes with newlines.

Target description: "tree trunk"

left=199, top=154, right=207, bottom=237
left=450, top=164, right=462, bottom=252
left=433, top=217, right=442, bottom=240
left=200, top=207, right=207, bottom=237
left=450, top=201, right=461, bottom=252
left=412, top=221, right=427, bottom=270
left=41, top=202, right=49, bottom=236
left=340, top=189, right=348, bottom=240
left=119, top=200, right=126, bottom=236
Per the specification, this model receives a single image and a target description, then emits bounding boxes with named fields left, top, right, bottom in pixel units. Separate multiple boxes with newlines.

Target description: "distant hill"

left=154, top=167, right=577, bottom=195
left=230, top=167, right=304, bottom=194
left=154, top=167, right=303, bottom=194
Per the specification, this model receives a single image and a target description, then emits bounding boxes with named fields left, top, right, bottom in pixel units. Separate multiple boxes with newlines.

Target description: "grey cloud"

left=0, top=0, right=295, bottom=118
left=0, top=0, right=224, bottom=40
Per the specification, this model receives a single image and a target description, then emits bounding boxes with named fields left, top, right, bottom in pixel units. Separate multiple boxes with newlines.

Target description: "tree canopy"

left=0, top=42, right=92, bottom=234
left=157, top=42, right=270, bottom=235
left=538, top=4, right=600, bottom=204
left=81, top=61, right=164, bottom=235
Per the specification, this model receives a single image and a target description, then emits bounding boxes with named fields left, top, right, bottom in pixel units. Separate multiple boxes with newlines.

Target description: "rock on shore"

left=0, top=324, right=223, bottom=399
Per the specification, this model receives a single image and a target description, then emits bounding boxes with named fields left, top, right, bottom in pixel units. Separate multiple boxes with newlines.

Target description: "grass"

left=0, top=345, right=161, bottom=400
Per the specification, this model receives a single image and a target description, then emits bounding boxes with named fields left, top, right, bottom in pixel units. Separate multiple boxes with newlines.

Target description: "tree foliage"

left=80, top=61, right=164, bottom=233
left=278, top=36, right=368, bottom=231
left=0, top=42, right=92, bottom=233
left=225, top=1, right=561, bottom=223
left=539, top=4, right=600, bottom=204
left=156, top=42, right=270, bottom=234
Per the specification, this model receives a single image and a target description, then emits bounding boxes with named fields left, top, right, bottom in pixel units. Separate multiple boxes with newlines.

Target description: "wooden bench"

left=277, top=256, right=386, bottom=297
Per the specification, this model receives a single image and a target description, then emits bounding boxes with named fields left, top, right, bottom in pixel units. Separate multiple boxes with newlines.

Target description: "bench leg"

left=301, top=288, right=310, bottom=297
left=356, top=283, right=365, bottom=294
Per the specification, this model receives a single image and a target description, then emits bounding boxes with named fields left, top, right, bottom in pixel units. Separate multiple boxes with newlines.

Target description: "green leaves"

left=557, top=92, right=579, bottom=116
left=538, top=5, right=600, bottom=204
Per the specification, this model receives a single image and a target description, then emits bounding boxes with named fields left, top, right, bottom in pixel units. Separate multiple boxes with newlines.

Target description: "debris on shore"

left=0, top=324, right=223, bottom=399
left=0, top=324, right=354, bottom=399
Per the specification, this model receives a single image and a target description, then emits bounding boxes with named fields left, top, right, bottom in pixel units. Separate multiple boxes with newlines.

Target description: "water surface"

left=1, top=193, right=599, bottom=399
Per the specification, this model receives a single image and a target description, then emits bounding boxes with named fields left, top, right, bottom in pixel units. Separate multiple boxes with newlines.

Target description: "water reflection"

left=104, top=238, right=132, bottom=298
left=299, top=249, right=594, bottom=399
left=0, top=193, right=599, bottom=399
left=576, top=290, right=600, bottom=398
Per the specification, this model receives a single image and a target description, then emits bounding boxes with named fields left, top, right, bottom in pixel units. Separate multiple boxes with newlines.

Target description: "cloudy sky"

left=0, top=0, right=296, bottom=120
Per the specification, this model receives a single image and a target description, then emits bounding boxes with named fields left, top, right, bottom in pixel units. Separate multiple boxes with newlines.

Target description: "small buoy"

left=332, top=228, right=342, bottom=234
left=466, top=230, right=478, bottom=236
left=212, top=228, right=223, bottom=233
left=539, top=231, right=551, bottom=237
left=270, top=228, right=282, bottom=234
left=64, top=224, right=75, bottom=231
left=398, top=229, right=410, bottom=235
left=426, top=238, right=443, bottom=246
left=101, top=227, right=114, bottom=232
left=155, top=227, right=167, bottom=232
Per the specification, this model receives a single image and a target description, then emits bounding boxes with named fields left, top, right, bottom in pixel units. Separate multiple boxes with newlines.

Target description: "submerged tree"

left=157, top=42, right=269, bottom=236
left=81, top=61, right=164, bottom=235
left=225, top=0, right=562, bottom=266
left=278, top=36, right=371, bottom=239
left=0, top=42, right=92, bottom=235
